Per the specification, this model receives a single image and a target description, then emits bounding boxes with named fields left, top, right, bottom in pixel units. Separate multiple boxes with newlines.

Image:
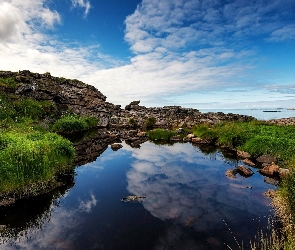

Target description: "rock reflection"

left=125, top=142, right=271, bottom=232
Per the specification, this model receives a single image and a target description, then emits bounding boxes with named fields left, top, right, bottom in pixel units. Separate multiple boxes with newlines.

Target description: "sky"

left=0, top=0, right=295, bottom=109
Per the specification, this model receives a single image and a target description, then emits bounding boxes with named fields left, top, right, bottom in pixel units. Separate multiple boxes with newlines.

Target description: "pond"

left=0, top=138, right=276, bottom=250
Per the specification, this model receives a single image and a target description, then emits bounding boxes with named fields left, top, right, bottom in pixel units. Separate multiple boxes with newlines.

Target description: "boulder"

left=241, top=158, right=255, bottom=167
left=170, top=135, right=183, bottom=142
left=237, top=150, right=251, bottom=159
left=264, top=177, right=279, bottom=186
left=225, top=169, right=238, bottom=179
left=111, top=143, right=123, bottom=151
left=256, top=154, right=277, bottom=164
left=258, top=163, right=279, bottom=176
left=237, top=165, right=254, bottom=177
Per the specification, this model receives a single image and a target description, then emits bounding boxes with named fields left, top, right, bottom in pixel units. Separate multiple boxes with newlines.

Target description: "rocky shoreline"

left=0, top=70, right=293, bottom=206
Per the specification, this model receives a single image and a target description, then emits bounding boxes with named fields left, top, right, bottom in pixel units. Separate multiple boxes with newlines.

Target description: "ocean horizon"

left=198, top=108, right=295, bottom=120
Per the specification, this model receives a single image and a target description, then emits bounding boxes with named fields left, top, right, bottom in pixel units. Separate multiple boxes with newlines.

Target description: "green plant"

left=0, top=77, right=20, bottom=88
left=0, top=131, right=75, bottom=194
left=52, top=114, right=88, bottom=133
left=145, top=117, right=156, bottom=129
left=147, top=129, right=177, bottom=141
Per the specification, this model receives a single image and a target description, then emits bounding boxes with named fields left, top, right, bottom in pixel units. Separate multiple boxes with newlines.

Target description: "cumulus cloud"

left=124, top=142, right=271, bottom=232
left=0, top=0, right=294, bottom=107
left=71, top=0, right=92, bottom=18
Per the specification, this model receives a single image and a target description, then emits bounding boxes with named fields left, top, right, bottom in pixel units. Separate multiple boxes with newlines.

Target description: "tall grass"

left=147, top=129, right=178, bottom=141
left=52, top=114, right=99, bottom=133
left=193, top=121, right=295, bottom=163
left=0, top=131, right=75, bottom=194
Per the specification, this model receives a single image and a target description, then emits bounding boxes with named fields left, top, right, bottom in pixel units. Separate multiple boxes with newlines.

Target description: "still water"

left=0, top=141, right=275, bottom=250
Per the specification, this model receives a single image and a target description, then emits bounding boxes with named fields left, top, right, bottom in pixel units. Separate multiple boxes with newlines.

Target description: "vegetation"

left=0, top=93, right=101, bottom=196
left=193, top=121, right=295, bottom=249
left=147, top=129, right=178, bottom=141
left=145, top=117, right=156, bottom=129
left=0, top=132, right=75, bottom=194
left=52, top=114, right=99, bottom=133
left=0, top=77, right=20, bottom=89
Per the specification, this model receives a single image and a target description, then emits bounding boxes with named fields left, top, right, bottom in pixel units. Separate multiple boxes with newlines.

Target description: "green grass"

left=0, top=77, right=20, bottom=88
left=145, top=117, right=156, bottom=129
left=52, top=114, right=99, bottom=133
left=193, top=121, right=295, bottom=163
left=147, top=129, right=178, bottom=141
left=0, top=131, right=75, bottom=194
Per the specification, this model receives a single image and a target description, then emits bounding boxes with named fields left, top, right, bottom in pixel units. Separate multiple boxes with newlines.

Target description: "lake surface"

left=0, top=141, right=276, bottom=250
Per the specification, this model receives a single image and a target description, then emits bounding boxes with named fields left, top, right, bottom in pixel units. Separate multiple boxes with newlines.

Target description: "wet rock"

left=237, top=150, right=251, bottom=159
left=225, top=169, right=238, bottom=179
left=241, top=158, right=255, bottom=167
left=256, top=154, right=277, bottom=164
left=111, top=143, right=123, bottom=151
left=121, top=195, right=146, bottom=202
left=170, top=135, right=183, bottom=142
left=258, top=163, right=279, bottom=176
left=264, top=177, right=279, bottom=186
left=237, top=165, right=254, bottom=177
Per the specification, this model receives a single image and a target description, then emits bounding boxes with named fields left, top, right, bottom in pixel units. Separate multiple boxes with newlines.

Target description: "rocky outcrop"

left=0, top=70, right=255, bottom=129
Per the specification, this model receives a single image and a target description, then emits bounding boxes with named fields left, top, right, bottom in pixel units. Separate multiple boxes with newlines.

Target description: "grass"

left=147, top=129, right=178, bottom=141
left=0, top=131, right=75, bottom=194
left=0, top=77, right=20, bottom=89
left=52, top=114, right=99, bottom=133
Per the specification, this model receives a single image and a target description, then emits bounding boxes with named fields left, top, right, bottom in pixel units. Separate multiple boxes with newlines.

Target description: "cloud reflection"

left=125, top=142, right=270, bottom=231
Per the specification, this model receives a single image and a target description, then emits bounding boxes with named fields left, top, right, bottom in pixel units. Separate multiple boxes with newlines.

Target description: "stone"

left=186, top=134, right=195, bottom=139
left=264, top=177, right=279, bottom=186
left=256, top=154, right=277, bottom=164
left=237, top=150, right=251, bottom=159
left=241, top=158, right=255, bottom=167
left=237, top=165, right=254, bottom=177
left=258, top=163, right=280, bottom=176
left=111, top=143, right=123, bottom=151
left=170, top=135, right=183, bottom=142
left=225, top=169, right=238, bottom=179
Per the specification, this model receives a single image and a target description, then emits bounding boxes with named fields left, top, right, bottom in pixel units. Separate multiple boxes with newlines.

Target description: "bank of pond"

left=1, top=92, right=295, bottom=248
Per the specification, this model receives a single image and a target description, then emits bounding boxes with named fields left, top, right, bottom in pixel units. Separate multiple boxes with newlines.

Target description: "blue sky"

left=0, top=0, right=294, bottom=108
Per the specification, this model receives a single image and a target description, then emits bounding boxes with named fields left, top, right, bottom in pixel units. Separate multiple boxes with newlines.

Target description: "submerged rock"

left=237, top=150, right=251, bottom=159
left=241, top=158, right=255, bottom=167
left=120, top=196, right=146, bottom=202
left=225, top=169, right=238, bottom=179
left=237, top=165, right=254, bottom=177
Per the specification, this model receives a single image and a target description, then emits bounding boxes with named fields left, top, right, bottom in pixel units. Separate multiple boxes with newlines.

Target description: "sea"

left=198, top=108, right=295, bottom=120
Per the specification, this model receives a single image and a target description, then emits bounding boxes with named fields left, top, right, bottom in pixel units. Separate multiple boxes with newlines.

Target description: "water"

left=199, top=108, right=295, bottom=120
left=0, top=140, right=276, bottom=250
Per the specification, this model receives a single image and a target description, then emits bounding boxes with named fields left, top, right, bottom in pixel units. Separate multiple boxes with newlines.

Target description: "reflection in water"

left=0, top=140, right=275, bottom=250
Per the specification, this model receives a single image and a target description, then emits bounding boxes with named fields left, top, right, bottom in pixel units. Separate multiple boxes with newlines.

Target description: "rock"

left=170, top=135, right=183, bottom=142
left=241, top=158, right=255, bottom=167
left=278, top=168, right=290, bottom=178
left=137, top=131, right=146, bottom=137
left=0, top=225, right=6, bottom=232
left=121, top=195, right=146, bottom=202
left=264, top=189, right=276, bottom=198
left=225, top=169, right=238, bottom=179
left=237, top=150, right=251, bottom=159
left=256, top=154, right=277, bottom=164
left=264, top=177, right=279, bottom=186
left=258, top=163, right=280, bottom=176
left=186, top=134, right=195, bottom=139
left=237, top=165, right=254, bottom=177
left=111, top=143, right=123, bottom=151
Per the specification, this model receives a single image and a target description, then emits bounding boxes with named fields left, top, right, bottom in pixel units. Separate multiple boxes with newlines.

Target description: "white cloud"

left=0, top=0, right=294, bottom=107
left=71, top=0, right=92, bottom=18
